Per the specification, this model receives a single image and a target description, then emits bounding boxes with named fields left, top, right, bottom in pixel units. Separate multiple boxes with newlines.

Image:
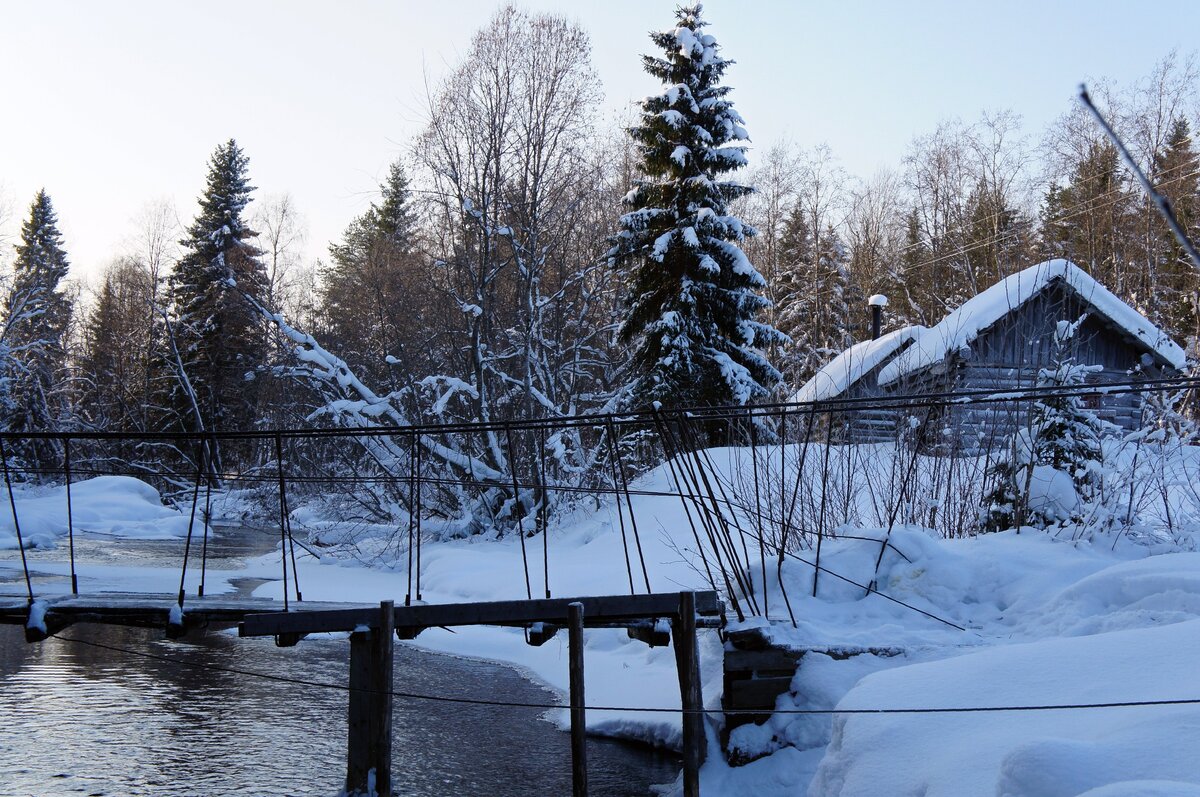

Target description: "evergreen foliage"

left=773, top=210, right=858, bottom=384
left=1151, top=118, right=1200, bottom=343
left=610, top=3, right=786, bottom=412
left=78, top=257, right=158, bottom=433
left=168, top=139, right=268, bottom=439
left=319, top=159, right=428, bottom=391
left=981, top=317, right=1109, bottom=532
left=1041, top=141, right=1132, bottom=285
left=2, top=190, right=73, bottom=471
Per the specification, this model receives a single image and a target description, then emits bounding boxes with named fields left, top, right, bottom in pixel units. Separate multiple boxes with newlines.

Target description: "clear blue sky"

left=1, top=0, right=1198, bottom=279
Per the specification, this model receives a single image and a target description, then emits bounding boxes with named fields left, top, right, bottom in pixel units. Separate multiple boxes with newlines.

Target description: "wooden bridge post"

left=674, top=591, right=705, bottom=797
left=345, top=600, right=394, bottom=796
left=568, top=601, right=588, bottom=797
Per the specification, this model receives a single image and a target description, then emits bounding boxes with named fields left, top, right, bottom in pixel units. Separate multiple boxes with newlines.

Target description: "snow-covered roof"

left=877, top=259, right=1187, bottom=386
left=792, top=325, right=925, bottom=403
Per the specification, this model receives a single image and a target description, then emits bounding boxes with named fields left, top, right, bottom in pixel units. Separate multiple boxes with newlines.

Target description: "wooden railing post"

left=674, top=591, right=705, bottom=796
left=345, top=600, right=394, bottom=796
left=373, top=599, right=394, bottom=795
left=346, top=627, right=371, bottom=793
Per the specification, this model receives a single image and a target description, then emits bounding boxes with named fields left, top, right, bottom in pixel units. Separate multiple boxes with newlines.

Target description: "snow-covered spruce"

left=982, top=316, right=1113, bottom=533
left=168, top=139, right=270, bottom=450
left=2, top=190, right=73, bottom=473
left=609, top=3, right=786, bottom=416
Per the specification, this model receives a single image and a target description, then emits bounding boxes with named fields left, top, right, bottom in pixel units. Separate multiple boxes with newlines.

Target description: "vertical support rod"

left=63, top=436, right=78, bottom=595
left=674, top=591, right=704, bottom=797
left=0, top=436, right=35, bottom=603
left=406, top=434, right=415, bottom=606
left=539, top=425, right=550, bottom=599
left=568, top=601, right=587, bottom=797
left=414, top=438, right=423, bottom=600
left=199, top=436, right=214, bottom=598
left=602, top=417, right=636, bottom=596
left=177, top=442, right=206, bottom=610
left=274, top=433, right=289, bottom=611
left=281, top=440, right=302, bottom=603
left=504, top=425, right=533, bottom=600
left=606, top=416, right=651, bottom=594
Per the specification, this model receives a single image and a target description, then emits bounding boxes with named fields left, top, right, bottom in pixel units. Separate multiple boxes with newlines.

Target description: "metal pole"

left=64, top=436, right=78, bottom=595
left=274, top=433, right=289, bottom=611
left=0, top=436, right=34, bottom=603
left=504, top=425, right=533, bottom=600
left=199, top=438, right=212, bottom=598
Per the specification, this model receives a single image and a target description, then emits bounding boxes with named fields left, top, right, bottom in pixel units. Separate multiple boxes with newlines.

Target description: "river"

left=0, top=524, right=680, bottom=796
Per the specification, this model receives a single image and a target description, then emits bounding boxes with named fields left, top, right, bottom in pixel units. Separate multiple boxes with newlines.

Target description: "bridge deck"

left=0, top=590, right=723, bottom=636
left=240, top=590, right=723, bottom=637
left=0, top=592, right=369, bottom=630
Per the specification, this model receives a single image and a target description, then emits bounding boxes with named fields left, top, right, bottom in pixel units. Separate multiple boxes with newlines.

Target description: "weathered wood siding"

left=825, top=346, right=911, bottom=445
left=839, top=279, right=1173, bottom=450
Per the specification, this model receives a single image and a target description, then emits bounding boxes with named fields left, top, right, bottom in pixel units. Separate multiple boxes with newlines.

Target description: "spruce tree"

left=1027, top=325, right=1106, bottom=514
left=610, top=3, right=786, bottom=415
left=772, top=206, right=814, bottom=384
left=981, top=317, right=1109, bottom=532
left=319, top=158, right=425, bottom=390
left=1039, top=141, right=1133, bottom=292
left=78, top=257, right=157, bottom=433
left=1152, top=117, right=1200, bottom=343
left=2, top=190, right=73, bottom=472
left=169, top=139, right=268, bottom=442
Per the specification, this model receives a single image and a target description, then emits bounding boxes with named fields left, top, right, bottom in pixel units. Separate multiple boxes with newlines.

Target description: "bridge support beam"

left=673, top=591, right=705, bottom=797
left=346, top=600, right=394, bottom=796
left=568, top=602, right=587, bottom=796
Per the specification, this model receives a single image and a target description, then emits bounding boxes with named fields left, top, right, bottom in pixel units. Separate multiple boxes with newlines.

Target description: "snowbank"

left=0, top=476, right=196, bottom=550
left=811, top=618, right=1200, bottom=796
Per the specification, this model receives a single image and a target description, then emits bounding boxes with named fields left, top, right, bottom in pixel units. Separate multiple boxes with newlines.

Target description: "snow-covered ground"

left=4, top=453, right=1200, bottom=796
left=0, top=475, right=199, bottom=550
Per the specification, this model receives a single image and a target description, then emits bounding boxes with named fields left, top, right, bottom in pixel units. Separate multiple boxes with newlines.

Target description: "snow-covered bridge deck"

left=0, top=592, right=369, bottom=638
left=0, top=589, right=723, bottom=636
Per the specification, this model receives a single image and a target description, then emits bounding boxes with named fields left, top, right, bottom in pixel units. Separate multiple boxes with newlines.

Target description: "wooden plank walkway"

left=0, top=592, right=370, bottom=631
left=239, top=591, right=723, bottom=638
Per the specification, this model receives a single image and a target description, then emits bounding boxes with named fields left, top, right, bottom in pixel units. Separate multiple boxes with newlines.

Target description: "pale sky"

left=2, top=0, right=1198, bottom=283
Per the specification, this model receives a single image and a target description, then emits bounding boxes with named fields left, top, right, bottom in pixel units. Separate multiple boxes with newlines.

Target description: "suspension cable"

left=0, top=436, right=34, bottom=603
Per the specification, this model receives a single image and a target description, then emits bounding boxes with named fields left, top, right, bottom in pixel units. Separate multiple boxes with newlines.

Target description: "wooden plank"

left=240, top=591, right=721, bottom=638
left=345, top=628, right=372, bottom=794
left=674, top=592, right=704, bottom=797
left=0, top=593, right=366, bottom=629
left=345, top=601, right=395, bottom=795
left=568, top=602, right=587, bottom=797
left=241, top=606, right=379, bottom=637
left=372, top=600, right=394, bottom=797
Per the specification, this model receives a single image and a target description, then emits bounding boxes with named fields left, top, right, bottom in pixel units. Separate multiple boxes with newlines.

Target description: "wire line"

left=54, top=634, right=1200, bottom=717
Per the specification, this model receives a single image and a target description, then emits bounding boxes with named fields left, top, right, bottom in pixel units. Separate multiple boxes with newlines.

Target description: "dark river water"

left=0, top=526, right=680, bottom=796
